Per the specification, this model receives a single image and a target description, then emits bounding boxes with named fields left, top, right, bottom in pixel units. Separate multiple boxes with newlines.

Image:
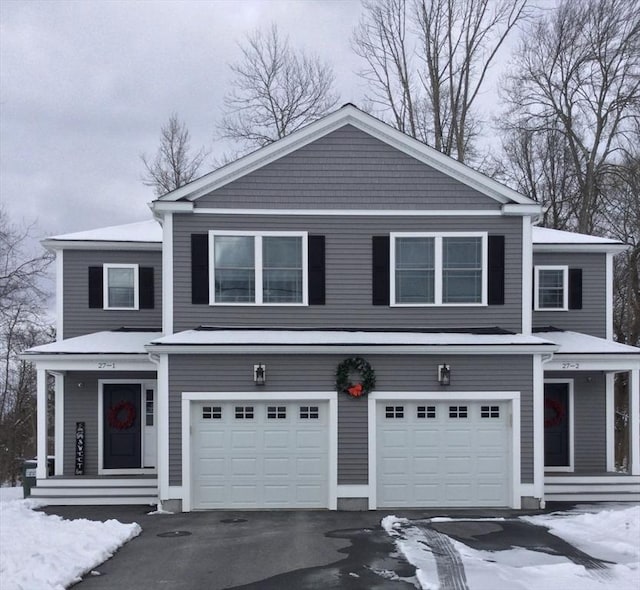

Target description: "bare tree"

left=0, top=208, right=53, bottom=484
left=141, top=114, right=209, bottom=197
left=218, top=24, right=339, bottom=152
left=501, top=0, right=640, bottom=234
left=353, top=0, right=529, bottom=163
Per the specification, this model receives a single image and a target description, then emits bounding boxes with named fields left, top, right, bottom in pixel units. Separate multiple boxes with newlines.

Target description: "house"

left=22, top=105, right=640, bottom=511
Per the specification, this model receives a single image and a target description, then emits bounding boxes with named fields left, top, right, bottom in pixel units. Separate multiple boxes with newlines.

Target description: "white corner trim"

left=56, top=250, right=63, bottom=341
left=180, top=391, right=338, bottom=512
left=543, top=379, right=575, bottom=472
left=36, top=369, right=48, bottom=479
left=630, top=369, right=640, bottom=476
left=533, top=355, right=545, bottom=499
left=606, top=372, right=615, bottom=472
left=157, top=355, right=170, bottom=499
left=367, top=391, right=522, bottom=510
left=162, top=213, right=174, bottom=335
left=606, top=252, right=614, bottom=340
left=54, top=374, right=64, bottom=476
left=522, top=218, right=532, bottom=335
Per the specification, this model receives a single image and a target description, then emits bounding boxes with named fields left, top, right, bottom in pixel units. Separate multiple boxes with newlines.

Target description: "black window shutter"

left=308, top=235, right=326, bottom=305
left=139, top=267, right=154, bottom=309
left=88, top=266, right=103, bottom=308
left=487, top=235, right=505, bottom=305
left=568, top=268, right=583, bottom=310
left=372, top=236, right=390, bottom=306
left=191, top=234, right=209, bottom=304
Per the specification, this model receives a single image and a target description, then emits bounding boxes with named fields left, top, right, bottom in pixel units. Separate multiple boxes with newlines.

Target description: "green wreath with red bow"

left=336, top=357, right=376, bottom=398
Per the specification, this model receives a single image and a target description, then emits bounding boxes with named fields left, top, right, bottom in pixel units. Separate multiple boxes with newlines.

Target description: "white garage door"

left=192, top=401, right=329, bottom=509
left=377, top=400, right=511, bottom=508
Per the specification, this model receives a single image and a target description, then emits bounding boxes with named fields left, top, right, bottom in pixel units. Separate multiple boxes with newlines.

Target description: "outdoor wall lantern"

left=253, top=363, right=266, bottom=386
left=438, top=364, right=451, bottom=386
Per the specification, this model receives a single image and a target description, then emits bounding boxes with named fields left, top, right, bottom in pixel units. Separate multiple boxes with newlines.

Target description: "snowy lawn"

left=0, top=487, right=141, bottom=590
left=383, top=504, right=640, bottom=590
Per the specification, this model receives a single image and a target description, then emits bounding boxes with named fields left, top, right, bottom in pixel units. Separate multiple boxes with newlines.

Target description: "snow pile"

left=0, top=494, right=141, bottom=590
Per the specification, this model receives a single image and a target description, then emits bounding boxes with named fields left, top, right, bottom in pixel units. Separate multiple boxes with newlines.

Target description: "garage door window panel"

left=385, top=405, right=405, bottom=418
left=300, top=406, right=319, bottom=419
left=417, top=405, right=436, bottom=419
left=235, top=406, right=254, bottom=419
left=449, top=405, right=468, bottom=418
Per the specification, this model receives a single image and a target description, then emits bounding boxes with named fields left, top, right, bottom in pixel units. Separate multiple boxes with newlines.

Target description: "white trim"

left=54, top=374, right=64, bottom=476
left=36, top=369, right=48, bottom=479
left=522, top=217, right=532, bottom=335
left=367, top=391, right=521, bottom=510
left=545, top=355, right=640, bottom=372
left=390, top=232, right=487, bottom=306
left=42, top=240, right=161, bottom=251
left=533, top=243, right=628, bottom=254
left=502, top=204, right=542, bottom=216
left=162, top=213, right=173, bottom=335
left=208, top=230, right=308, bottom=307
left=337, top=485, right=370, bottom=498
left=533, top=355, right=545, bottom=500
left=534, top=266, right=568, bottom=311
left=606, top=372, right=615, bottom=472
left=103, top=263, right=139, bottom=311
left=180, top=391, right=337, bottom=512
left=544, top=379, right=575, bottom=472
left=193, top=207, right=503, bottom=217
left=24, top=356, right=155, bottom=373
left=606, top=252, right=614, bottom=340
left=157, top=355, right=170, bottom=500
left=155, top=106, right=535, bottom=206
left=630, top=369, right=639, bottom=476
left=98, top=380, right=156, bottom=475
left=56, top=250, right=63, bottom=341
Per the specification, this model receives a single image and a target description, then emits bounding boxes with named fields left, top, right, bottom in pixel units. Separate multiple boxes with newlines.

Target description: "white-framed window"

left=390, top=232, right=487, bottom=306
left=103, top=264, right=139, bottom=310
left=535, top=266, right=568, bottom=311
left=208, top=231, right=308, bottom=305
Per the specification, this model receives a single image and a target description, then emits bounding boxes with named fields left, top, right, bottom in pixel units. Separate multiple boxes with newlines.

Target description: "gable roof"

left=154, top=104, right=537, bottom=209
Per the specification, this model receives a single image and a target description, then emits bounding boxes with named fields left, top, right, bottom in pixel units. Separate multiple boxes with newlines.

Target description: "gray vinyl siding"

left=173, top=215, right=523, bottom=333
left=62, top=371, right=156, bottom=476
left=168, top=354, right=533, bottom=486
left=546, top=371, right=606, bottom=473
left=63, top=250, right=162, bottom=338
left=195, top=125, right=501, bottom=210
left=533, top=252, right=606, bottom=337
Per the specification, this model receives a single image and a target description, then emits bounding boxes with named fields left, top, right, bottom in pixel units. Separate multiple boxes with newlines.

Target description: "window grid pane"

left=538, top=269, right=565, bottom=309
left=108, top=267, right=135, bottom=308
left=263, top=237, right=303, bottom=303
left=442, top=237, right=482, bottom=303
left=395, top=238, right=435, bottom=303
left=214, top=236, right=255, bottom=302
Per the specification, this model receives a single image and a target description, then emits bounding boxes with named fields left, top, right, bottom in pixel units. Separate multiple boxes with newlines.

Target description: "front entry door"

left=544, top=382, right=570, bottom=468
left=103, top=383, right=142, bottom=469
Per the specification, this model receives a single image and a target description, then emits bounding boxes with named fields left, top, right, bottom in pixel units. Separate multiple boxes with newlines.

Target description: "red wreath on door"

left=108, top=400, right=137, bottom=430
left=544, top=398, right=565, bottom=428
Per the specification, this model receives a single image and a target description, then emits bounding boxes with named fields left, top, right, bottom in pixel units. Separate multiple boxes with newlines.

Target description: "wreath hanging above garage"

left=336, top=357, right=376, bottom=398
left=108, top=400, right=137, bottom=430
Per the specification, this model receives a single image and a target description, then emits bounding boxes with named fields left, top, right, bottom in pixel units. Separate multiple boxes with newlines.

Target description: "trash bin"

left=22, top=459, right=37, bottom=498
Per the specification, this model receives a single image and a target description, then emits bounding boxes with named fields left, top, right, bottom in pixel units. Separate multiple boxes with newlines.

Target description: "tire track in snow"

left=417, top=526, right=469, bottom=590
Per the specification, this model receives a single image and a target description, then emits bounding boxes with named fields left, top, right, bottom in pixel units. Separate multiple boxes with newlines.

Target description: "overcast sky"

left=1, top=0, right=547, bottom=245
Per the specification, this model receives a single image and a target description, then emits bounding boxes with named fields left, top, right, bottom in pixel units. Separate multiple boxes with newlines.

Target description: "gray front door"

left=103, top=383, right=142, bottom=469
left=544, top=383, right=570, bottom=467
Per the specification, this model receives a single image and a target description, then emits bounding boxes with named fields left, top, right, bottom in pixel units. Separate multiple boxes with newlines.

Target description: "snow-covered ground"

left=0, top=487, right=141, bottom=590
left=383, top=505, right=640, bottom=590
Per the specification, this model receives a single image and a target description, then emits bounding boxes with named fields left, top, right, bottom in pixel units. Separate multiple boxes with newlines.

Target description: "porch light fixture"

left=438, top=364, right=451, bottom=386
left=253, top=363, right=266, bottom=386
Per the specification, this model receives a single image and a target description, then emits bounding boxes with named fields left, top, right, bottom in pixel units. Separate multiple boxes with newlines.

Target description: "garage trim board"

left=368, top=391, right=522, bottom=510
left=181, top=391, right=338, bottom=511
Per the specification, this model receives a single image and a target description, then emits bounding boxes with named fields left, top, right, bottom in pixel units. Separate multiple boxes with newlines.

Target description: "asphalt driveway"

left=42, top=505, right=612, bottom=589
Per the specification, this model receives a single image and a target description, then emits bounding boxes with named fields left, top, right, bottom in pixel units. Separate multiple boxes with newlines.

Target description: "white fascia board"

left=545, top=355, right=640, bottom=371
left=151, top=201, right=194, bottom=214
left=156, top=106, right=534, bottom=207
left=502, top=204, right=542, bottom=216
left=20, top=354, right=155, bottom=372
left=42, top=240, right=161, bottom=251
left=533, top=243, right=628, bottom=254
left=145, top=343, right=558, bottom=355
left=193, top=208, right=503, bottom=217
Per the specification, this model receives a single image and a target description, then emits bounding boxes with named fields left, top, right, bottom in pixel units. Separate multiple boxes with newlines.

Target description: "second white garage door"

left=377, top=400, right=511, bottom=508
left=192, top=401, right=329, bottom=509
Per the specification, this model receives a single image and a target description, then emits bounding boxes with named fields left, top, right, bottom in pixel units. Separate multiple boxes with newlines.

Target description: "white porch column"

left=630, top=369, right=639, bottom=475
left=36, top=368, right=48, bottom=479
left=157, top=354, right=170, bottom=501
left=54, top=373, right=64, bottom=476
left=533, top=354, right=545, bottom=504
left=606, top=372, right=615, bottom=472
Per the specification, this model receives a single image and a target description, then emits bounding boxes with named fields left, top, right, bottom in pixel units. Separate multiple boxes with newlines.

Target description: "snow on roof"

left=149, top=329, right=555, bottom=348
left=535, top=330, right=640, bottom=355
left=47, top=220, right=162, bottom=243
left=23, top=330, right=161, bottom=355
left=532, top=226, right=624, bottom=246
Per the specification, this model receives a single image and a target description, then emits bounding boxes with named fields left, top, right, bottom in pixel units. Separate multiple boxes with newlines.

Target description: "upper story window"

left=535, top=266, right=568, bottom=311
left=208, top=231, right=308, bottom=305
left=390, top=233, right=487, bottom=306
left=104, top=264, right=139, bottom=310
